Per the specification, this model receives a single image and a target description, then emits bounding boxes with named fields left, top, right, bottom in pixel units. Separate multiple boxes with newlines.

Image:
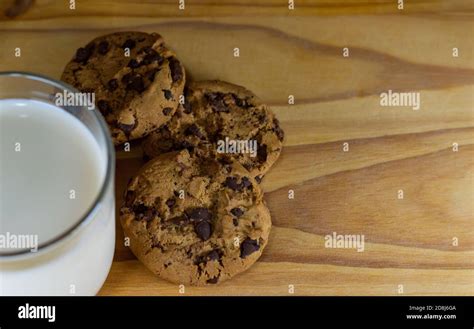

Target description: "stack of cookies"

left=61, top=31, right=284, bottom=286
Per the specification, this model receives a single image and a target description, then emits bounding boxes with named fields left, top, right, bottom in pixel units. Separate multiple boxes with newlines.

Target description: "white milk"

left=0, top=99, right=115, bottom=295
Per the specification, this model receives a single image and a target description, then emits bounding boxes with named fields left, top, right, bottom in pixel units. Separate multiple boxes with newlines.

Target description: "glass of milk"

left=0, top=72, right=115, bottom=295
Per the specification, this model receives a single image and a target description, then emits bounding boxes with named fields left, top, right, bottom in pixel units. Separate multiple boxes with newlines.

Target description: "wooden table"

left=1, top=0, right=473, bottom=295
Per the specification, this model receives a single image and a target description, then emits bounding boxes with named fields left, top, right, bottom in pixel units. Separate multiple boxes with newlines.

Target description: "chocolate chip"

left=240, top=238, right=260, bottom=258
left=168, top=57, right=182, bottom=83
left=179, top=140, right=194, bottom=151
left=230, top=207, right=244, bottom=218
left=142, top=208, right=155, bottom=222
left=139, top=46, right=157, bottom=55
left=205, top=92, right=228, bottom=113
left=132, top=203, right=154, bottom=221
left=224, top=165, right=232, bottom=174
left=206, top=250, right=220, bottom=261
left=273, top=118, right=284, bottom=142
left=163, top=89, right=172, bottom=100
left=97, top=41, right=109, bottom=55
left=81, top=87, right=95, bottom=94
left=128, top=59, right=140, bottom=69
left=146, top=68, right=159, bottom=82
left=142, top=51, right=162, bottom=65
left=165, top=198, right=175, bottom=208
left=255, top=175, right=263, bottom=184
left=241, top=177, right=252, bottom=188
left=139, top=46, right=150, bottom=53
left=124, top=190, right=135, bottom=207
left=214, top=99, right=229, bottom=112
left=132, top=204, right=155, bottom=222
left=162, top=107, right=172, bottom=116
left=185, top=124, right=204, bottom=139
left=97, top=100, right=110, bottom=114
left=218, top=157, right=232, bottom=165
left=117, top=121, right=136, bottom=134
left=232, top=94, right=248, bottom=108
left=107, top=78, right=118, bottom=91
left=121, top=72, right=133, bottom=85
left=225, top=176, right=252, bottom=192
left=206, top=277, right=219, bottom=284
left=224, top=177, right=241, bottom=191
left=143, top=47, right=158, bottom=54
left=257, top=144, right=268, bottom=163
left=168, top=215, right=189, bottom=226
left=187, top=207, right=211, bottom=222
left=133, top=203, right=147, bottom=214
left=233, top=218, right=239, bottom=226
left=183, top=101, right=192, bottom=114
left=74, top=44, right=94, bottom=64
left=195, top=221, right=211, bottom=241
left=122, top=39, right=136, bottom=49
left=152, top=242, right=165, bottom=252
left=127, top=74, right=145, bottom=93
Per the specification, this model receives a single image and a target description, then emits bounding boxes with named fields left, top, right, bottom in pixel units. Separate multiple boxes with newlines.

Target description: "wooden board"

left=0, top=0, right=473, bottom=296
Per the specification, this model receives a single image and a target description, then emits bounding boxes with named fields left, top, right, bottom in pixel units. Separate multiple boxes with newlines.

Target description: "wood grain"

left=0, top=1, right=472, bottom=295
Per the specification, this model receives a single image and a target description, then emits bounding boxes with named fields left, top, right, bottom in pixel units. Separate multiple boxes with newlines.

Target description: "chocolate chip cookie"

left=120, top=149, right=271, bottom=285
left=142, top=80, right=284, bottom=180
left=61, top=31, right=185, bottom=145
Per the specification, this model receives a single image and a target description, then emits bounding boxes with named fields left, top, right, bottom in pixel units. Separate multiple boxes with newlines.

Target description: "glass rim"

left=0, top=71, right=115, bottom=259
